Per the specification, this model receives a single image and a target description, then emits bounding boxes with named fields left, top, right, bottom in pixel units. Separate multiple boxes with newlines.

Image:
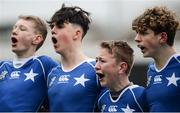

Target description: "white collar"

left=13, top=55, right=36, bottom=68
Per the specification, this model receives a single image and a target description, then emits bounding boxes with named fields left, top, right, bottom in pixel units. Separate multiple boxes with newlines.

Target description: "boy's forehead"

left=16, top=19, right=34, bottom=25
left=14, top=19, right=36, bottom=29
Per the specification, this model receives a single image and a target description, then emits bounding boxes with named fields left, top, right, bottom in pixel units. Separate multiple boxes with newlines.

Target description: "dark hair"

left=100, top=40, right=134, bottom=75
left=132, top=6, right=179, bottom=46
left=19, top=15, right=47, bottom=51
left=48, top=4, right=91, bottom=38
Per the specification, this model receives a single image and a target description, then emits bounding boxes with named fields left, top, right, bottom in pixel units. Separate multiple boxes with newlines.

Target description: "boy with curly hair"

left=132, top=6, right=179, bottom=112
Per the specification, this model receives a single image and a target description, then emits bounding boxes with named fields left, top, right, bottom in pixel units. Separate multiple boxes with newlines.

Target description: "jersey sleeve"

left=37, top=55, right=59, bottom=78
left=133, top=86, right=149, bottom=112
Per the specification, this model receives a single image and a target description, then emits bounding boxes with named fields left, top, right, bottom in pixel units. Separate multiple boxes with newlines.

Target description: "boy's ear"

left=118, top=62, right=128, bottom=74
left=159, top=32, right=168, bottom=44
left=32, top=35, right=43, bottom=45
left=73, top=27, right=83, bottom=40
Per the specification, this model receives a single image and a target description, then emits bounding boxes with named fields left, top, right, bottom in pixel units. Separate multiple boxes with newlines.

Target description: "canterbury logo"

left=58, top=75, right=70, bottom=83
left=10, top=71, right=20, bottom=79
left=108, top=105, right=118, bottom=112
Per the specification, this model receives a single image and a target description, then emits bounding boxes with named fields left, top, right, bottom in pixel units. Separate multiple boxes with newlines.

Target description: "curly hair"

left=48, top=4, right=91, bottom=38
left=100, top=40, right=134, bottom=75
left=132, top=6, right=179, bottom=46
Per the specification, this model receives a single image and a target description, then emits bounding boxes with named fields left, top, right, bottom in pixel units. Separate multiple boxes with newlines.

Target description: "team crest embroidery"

left=0, top=70, right=8, bottom=80
left=24, top=69, right=38, bottom=82
left=10, top=71, right=20, bottom=79
left=166, top=72, right=180, bottom=87
left=121, top=104, right=135, bottom=113
left=74, top=74, right=90, bottom=87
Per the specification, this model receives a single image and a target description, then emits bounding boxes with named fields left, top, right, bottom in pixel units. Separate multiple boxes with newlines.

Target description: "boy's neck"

left=61, top=51, right=90, bottom=70
left=154, top=47, right=176, bottom=70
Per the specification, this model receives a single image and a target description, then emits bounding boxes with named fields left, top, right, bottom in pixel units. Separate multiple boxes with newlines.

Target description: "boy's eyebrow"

left=49, top=24, right=54, bottom=29
left=95, top=57, right=98, bottom=60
